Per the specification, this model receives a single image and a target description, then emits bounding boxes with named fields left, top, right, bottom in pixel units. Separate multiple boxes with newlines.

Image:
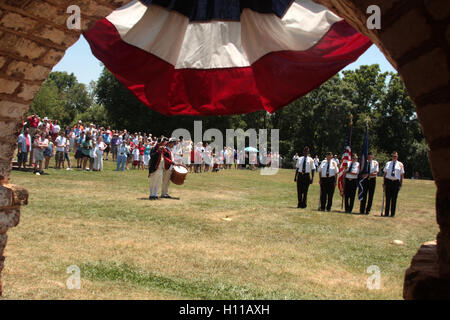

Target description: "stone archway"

left=0, top=0, right=448, bottom=298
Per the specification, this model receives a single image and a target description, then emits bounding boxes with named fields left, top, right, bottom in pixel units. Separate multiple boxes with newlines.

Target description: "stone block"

left=379, top=9, right=431, bottom=60
left=0, top=234, right=6, bottom=256
left=416, top=103, right=450, bottom=144
left=0, top=143, right=14, bottom=161
left=17, top=83, right=41, bottom=101
left=0, top=160, right=12, bottom=181
left=429, top=148, right=450, bottom=182
left=0, top=33, right=47, bottom=60
left=0, top=78, right=20, bottom=94
left=404, top=242, right=450, bottom=299
left=0, top=101, right=30, bottom=119
left=0, top=12, right=38, bottom=33
left=400, top=48, right=449, bottom=100
left=41, top=49, right=65, bottom=66
left=0, top=119, right=20, bottom=136
left=22, top=2, right=66, bottom=26
left=447, top=25, right=450, bottom=46
left=0, top=209, right=21, bottom=234
left=6, top=61, right=50, bottom=81
left=437, top=231, right=450, bottom=278
left=77, top=0, right=116, bottom=18
left=35, top=26, right=77, bottom=47
left=424, top=0, right=450, bottom=20
left=0, top=185, right=13, bottom=207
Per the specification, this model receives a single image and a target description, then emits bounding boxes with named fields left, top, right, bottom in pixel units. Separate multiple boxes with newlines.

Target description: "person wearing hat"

left=319, top=152, right=339, bottom=211
left=294, top=146, right=315, bottom=209
left=344, top=153, right=360, bottom=213
left=148, top=138, right=165, bottom=200
left=383, top=151, right=404, bottom=217
left=359, top=151, right=379, bottom=215
left=160, top=138, right=177, bottom=199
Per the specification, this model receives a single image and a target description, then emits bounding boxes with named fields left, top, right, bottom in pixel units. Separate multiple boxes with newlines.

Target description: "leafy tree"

left=30, top=71, right=93, bottom=126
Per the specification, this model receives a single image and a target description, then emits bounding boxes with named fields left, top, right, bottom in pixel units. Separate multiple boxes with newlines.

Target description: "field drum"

left=171, top=165, right=188, bottom=185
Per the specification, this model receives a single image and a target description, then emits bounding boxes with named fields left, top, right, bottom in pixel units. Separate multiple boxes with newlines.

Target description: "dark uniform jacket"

left=148, top=146, right=173, bottom=174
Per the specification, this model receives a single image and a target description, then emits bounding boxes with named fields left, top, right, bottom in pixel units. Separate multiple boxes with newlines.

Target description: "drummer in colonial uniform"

left=161, top=138, right=176, bottom=199
left=148, top=138, right=165, bottom=200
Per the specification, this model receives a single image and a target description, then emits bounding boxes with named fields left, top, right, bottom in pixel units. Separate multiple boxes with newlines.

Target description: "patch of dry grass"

left=2, top=161, right=438, bottom=299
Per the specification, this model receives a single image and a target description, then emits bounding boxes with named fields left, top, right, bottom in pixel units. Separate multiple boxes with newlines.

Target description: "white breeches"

left=161, top=168, right=173, bottom=196
left=149, top=169, right=163, bottom=197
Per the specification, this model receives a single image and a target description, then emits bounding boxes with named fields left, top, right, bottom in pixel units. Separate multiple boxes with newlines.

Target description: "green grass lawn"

left=2, top=160, right=438, bottom=299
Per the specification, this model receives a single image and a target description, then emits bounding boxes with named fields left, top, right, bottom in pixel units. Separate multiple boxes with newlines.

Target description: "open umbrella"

left=84, top=0, right=371, bottom=116
left=245, top=147, right=259, bottom=153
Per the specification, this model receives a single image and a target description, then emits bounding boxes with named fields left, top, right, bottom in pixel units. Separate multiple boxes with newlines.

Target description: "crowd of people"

left=16, top=114, right=283, bottom=175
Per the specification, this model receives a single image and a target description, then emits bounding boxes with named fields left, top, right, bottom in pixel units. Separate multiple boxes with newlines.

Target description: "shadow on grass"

left=80, top=261, right=300, bottom=300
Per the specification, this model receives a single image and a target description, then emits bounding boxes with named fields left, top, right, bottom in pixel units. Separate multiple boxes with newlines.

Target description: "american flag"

left=338, top=126, right=352, bottom=197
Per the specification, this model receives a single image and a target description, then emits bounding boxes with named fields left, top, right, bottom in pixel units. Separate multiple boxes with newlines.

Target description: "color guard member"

left=344, top=153, right=359, bottom=213
left=383, top=151, right=404, bottom=217
left=359, top=152, right=379, bottom=215
left=319, top=152, right=339, bottom=211
left=294, top=146, right=315, bottom=209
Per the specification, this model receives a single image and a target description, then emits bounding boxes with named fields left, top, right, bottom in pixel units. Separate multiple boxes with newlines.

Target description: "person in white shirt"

left=17, top=127, right=32, bottom=170
left=314, top=156, right=320, bottom=173
left=344, top=153, right=360, bottom=213
left=33, top=133, right=48, bottom=175
left=383, top=151, right=405, bottom=217
left=294, top=146, right=316, bottom=209
left=292, top=153, right=299, bottom=168
left=182, top=139, right=192, bottom=172
left=116, top=140, right=128, bottom=171
left=319, top=152, right=339, bottom=211
left=94, top=136, right=106, bottom=171
left=131, top=145, right=140, bottom=170
left=359, top=152, right=379, bottom=215
left=173, top=140, right=183, bottom=165
left=63, top=133, right=72, bottom=170
left=54, top=131, right=66, bottom=169
left=333, top=155, right=340, bottom=166
left=204, top=142, right=213, bottom=172
left=51, top=120, right=61, bottom=141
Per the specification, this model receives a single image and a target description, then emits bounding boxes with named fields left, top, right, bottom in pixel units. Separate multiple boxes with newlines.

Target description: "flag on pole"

left=337, top=124, right=352, bottom=197
left=84, top=0, right=372, bottom=116
left=358, top=125, right=369, bottom=201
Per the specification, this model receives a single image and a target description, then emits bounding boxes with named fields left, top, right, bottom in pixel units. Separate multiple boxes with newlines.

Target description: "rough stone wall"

left=0, top=0, right=448, bottom=298
left=0, top=0, right=132, bottom=296
left=314, top=0, right=450, bottom=298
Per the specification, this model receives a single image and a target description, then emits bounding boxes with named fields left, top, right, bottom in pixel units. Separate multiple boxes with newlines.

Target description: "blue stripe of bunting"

left=139, top=0, right=294, bottom=22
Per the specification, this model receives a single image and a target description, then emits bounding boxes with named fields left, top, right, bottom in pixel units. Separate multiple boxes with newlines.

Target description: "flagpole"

left=358, top=119, right=370, bottom=204
left=341, top=115, right=353, bottom=211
